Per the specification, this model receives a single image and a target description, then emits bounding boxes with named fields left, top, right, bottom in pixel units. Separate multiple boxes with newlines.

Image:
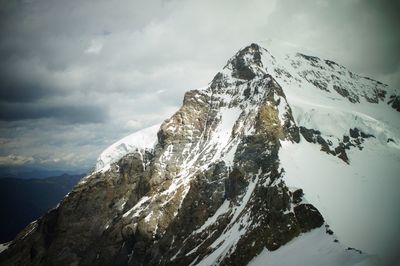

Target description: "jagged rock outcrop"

left=1, top=43, right=397, bottom=266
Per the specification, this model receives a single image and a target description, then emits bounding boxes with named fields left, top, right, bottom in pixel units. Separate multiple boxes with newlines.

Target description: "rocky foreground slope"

left=1, top=44, right=399, bottom=266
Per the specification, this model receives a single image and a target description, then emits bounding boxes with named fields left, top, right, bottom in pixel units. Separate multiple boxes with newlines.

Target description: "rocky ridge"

left=1, top=43, right=398, bottom=266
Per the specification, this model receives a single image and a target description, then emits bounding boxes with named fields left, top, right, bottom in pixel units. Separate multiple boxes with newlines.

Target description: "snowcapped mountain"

left=1, top=43, right=399, bottom=266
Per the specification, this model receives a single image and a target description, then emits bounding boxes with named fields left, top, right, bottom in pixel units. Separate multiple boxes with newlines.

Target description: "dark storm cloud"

left=0, top=67, right=62, bottom=102
left=0, top=102, right=108, bottom=123
left=0, top=79, right=52, bottom=103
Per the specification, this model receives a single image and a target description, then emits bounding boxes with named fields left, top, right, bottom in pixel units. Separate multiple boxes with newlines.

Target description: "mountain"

left=0, top=174, right=83, bottom=243
left=0, top=166, right=87, bottom=179
left=1, top=43, right=398, bottom=266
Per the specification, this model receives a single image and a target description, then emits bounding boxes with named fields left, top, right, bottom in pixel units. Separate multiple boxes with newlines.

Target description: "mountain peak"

left=223, top=43, right=266, bottom=80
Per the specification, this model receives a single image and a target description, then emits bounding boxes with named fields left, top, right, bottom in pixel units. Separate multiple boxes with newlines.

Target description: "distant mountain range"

left=0, top=174, right=83, bottom=243
left=0, top=166, right=88, bottom=179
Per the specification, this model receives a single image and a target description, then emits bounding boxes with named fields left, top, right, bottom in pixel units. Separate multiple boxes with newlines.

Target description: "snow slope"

left=256, top=47, right=400, bottom=265
left=95, top=123, right=160, bottom=172
left=248, top=227, right=377, bottom=266
left=279, top=136, right=400, bottom=265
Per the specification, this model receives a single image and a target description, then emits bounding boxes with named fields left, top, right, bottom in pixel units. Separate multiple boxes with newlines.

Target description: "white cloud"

left=125, top=119, right=143, bottom=130
left=85, top=39, right=103, bottom=54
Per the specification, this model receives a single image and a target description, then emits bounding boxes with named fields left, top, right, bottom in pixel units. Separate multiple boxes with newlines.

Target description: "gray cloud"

left=0, top=79, right=53, bottom=103
left=0, top=63, right=63, bottom=102
left=0, top=0, right=398, bottom=171
left=0, top=102, right=108, bottom=123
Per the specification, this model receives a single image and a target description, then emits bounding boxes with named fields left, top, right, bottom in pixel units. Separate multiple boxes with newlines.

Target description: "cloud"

left=0, top=154, right=35, bottom=166
left=0, top=102, right=108, bottom=123
left=85, top=39, right=103, bottom=54
left=125, top=119, right=144, bottom=130
left=0, top=59, right=65, bottom=103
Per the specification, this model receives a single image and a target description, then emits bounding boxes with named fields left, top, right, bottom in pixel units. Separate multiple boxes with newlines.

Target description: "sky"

left=0, top=0, right=399, bottom=173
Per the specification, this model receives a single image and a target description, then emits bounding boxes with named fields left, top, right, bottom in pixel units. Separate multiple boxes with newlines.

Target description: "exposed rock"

left=299, top=127, right=321, bottom=143
left=224, top=168, right=248, bottom=201
left=230, top=43, right=262, bottom=80
left=349, top=128, right=360, bottom=138
left=335, top=145, right=349, bottom=164
left=292, top=189, right=304, bottom=204
left=388, top=95, right=400, bottom=112
left=300, top=126, right=376, bottom=164
left=294, top=204, right=324, bottom=232
left=256, top=104, right=284, bottom=142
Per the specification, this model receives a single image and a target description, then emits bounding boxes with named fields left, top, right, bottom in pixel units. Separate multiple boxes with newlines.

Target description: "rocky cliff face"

left=1, top=43, right=398, bottom=266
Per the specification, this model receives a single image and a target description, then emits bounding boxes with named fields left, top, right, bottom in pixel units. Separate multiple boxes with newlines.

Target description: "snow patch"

left=195, top=174, right=259, bottom=265
left=248, top=227, right=373, bottom=266
left=123, top=196, right=151, bottom=218
left=194, top=200, right=230, bottom=234
left=95, top=124, right=160, bottom=172
left=0, top=242, right=10, bottom=254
